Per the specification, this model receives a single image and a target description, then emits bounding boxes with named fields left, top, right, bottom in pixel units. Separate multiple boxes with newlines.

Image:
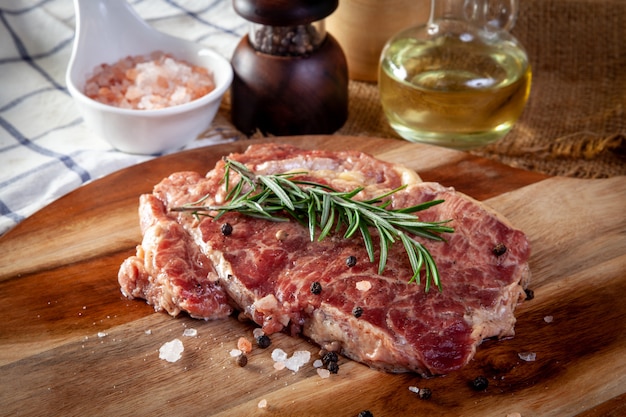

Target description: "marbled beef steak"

left=119, top=143, right=531, bottom=376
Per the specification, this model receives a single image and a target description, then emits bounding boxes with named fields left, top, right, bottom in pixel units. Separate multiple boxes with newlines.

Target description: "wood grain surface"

left=1, top=136, right=624, bottom=417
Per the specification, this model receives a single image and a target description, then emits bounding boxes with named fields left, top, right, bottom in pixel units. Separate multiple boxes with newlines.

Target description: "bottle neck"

left=428, top=0, right=519, bottom=31
left=428, top=0, right=466, bottom=24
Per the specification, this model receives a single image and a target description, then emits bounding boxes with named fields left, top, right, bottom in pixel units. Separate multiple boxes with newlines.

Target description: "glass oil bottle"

left=379, top=0, right=531, bottom=149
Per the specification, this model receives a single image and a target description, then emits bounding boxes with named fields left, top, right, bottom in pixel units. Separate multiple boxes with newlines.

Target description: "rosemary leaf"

left=399, top=232, right=422, bottom=284
left=361, top=185, right=406, bottom=204
left=320, top=193, right=332, bottom=228
left=307, top=200, right=317, bottom=242
left=377, top=227, right=390, bottom=275
left=358, top=221, right=376, bottom=265
left=319, top=204, right=335, bottom=241
left=394, top=199, right=446, bottom=214
left=344, top=209, right=360, bottom=239
left=259, top=175, right=294, bottom=210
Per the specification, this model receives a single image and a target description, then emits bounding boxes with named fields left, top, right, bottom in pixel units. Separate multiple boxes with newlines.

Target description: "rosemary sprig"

left=172, top=158, right=454, bottom=292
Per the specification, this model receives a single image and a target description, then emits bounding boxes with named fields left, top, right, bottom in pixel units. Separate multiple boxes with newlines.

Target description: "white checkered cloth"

left=0, top=0, right=247, bottom=235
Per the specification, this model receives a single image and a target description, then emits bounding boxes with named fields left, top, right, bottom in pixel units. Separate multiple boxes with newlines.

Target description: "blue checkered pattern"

left=0, top=0, right=246, bottom=235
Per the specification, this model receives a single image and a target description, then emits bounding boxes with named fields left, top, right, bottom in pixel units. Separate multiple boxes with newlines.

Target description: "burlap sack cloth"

left=213, top=0, right=625, bottom=179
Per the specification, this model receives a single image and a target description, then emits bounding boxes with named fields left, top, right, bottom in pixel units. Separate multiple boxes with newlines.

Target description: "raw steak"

left=118, top=193, right=233, bottom=320
left=118, top=143, right=531, bottom=376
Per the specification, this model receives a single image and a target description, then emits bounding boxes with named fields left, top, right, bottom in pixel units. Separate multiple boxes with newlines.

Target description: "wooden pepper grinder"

left=231, top=0, right=349, bottom=136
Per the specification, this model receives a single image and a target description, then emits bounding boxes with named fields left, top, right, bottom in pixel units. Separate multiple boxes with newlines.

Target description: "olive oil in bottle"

left=379, top=1, right=531, bottom=150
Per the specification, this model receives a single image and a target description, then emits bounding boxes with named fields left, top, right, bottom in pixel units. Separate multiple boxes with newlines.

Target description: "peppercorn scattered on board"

left=1, top=136, right=624, bottom=417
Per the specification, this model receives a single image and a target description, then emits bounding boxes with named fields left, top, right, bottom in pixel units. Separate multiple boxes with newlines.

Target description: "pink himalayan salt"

left=84, top=51, right=215, bottom=110
left=317, top=368, right=331, bottom=378
left=237, top=336, right=252, bottom=354
left=356, top=280, right=372, bottom=291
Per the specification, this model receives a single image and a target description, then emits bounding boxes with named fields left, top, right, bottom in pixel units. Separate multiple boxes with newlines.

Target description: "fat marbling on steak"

left=118, top=143, right=531, bottom=376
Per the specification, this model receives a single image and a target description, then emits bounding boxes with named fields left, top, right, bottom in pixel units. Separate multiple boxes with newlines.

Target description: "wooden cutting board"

left=1, top=136, right=625, bottom=417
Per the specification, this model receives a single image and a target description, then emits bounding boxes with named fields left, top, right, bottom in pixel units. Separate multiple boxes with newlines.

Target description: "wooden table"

left=1, top=136, right=624, bottom=416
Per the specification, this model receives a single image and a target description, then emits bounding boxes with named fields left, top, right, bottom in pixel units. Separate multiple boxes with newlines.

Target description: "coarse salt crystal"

left=84, top=52, right=215, bottom=110
left=237, top=337, right=253, bottom=354
left=271, top=348, right=288, bottom=362
left=230, top=349, right=242, bottom=357
left=544, top=316, right=554, bottom=323
left=356, top=280, right=372, bottom=291
left=170, top=86, right=189, bottom=105
left=97, top=332, right=107, bottom=338
left=313, top=359, right=323, bottom=368
left=183, top=328, right=198, bottom=337
left=284, top=350, right=311, bottom=372
left=271, top=349, right=311, bottom=372
left=159, top=339, right=184, bottom=362
left=408, top=386, right=420, bottom=394
left=145, top=329, right=152, bottom=335
left=518, top=352, right=536, bottom=362
left=258, top=399, right=268, bottom=409
left=253, top=328, right=265, bottom=339
left=317, top=368, right=331, bottom=379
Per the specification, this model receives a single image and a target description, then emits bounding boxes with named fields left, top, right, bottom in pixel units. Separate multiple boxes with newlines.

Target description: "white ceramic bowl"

left=65, top=0, right=233, bottom=154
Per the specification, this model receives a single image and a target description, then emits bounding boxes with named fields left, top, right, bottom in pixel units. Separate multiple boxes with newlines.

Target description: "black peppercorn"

left=357, top=411, right=373, bottom=417
left=253, top=24, right=322, bottom=56
left=327, top=361, right=339, bottom=374
left=322, top=351, right=338, bottom=365
left=470, top=375, right=489, bottom=391
left=418, top=387, right=432, bottom=400
left=524, top=288, right=535, bottom=300
left=256, top=334, right=271, bottom=349
left=346, top=255, right=357, bottom=267
left=492, top=243, right=507, bottom=256
left=311, top=281, right=322, bottom=295
left=352, top=306, right=363, bottom=318
left=236, top=353, right=248, bottom=367
left=221, top=223, right=233, bottom=236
